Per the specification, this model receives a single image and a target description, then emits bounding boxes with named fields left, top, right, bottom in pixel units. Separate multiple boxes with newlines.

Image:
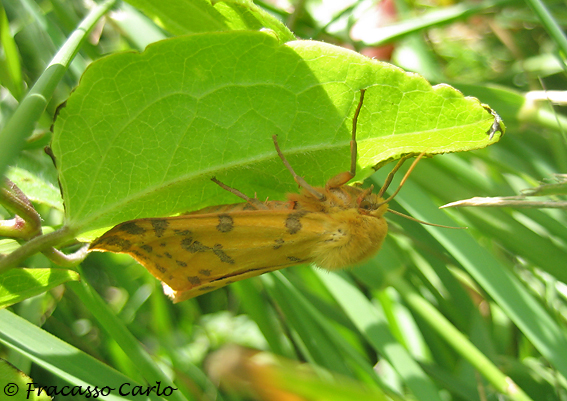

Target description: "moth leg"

left=378, top=151, right=426, bottom=202
left=272, top=135, right=325, bottom=201
left=211, top=177, right=268, bottom=209
left=326, top=88, right=366, bottom=189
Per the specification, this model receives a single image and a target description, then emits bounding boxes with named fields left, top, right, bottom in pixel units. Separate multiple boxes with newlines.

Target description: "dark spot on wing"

left=140, top=244, right=152, bottom=253
left=243, top=203, right=256, bottom=210
left=199, top=286, right=216, bottom=292
left=216, top=214, right=234, bottom=233
left=118, top=222, right=146, bottom=236
left=164, top=252, right=173, bottom=258
left=176, top=260, right=187, bottom=267
left=151, top=219, right=169, bottom=237
left=93, top=235, right=131, bottom=251
left=181, top=239, right=209, bottom=253
left=132, top=250, right=147, bottom=260
left=199, top=269, right=211, bottom=276
left=212, top=244, right=235, bottom=264
left=273, top=238, right=285, bottom=249
left=155, top=263, right=166, bottom=273
left=188, top=276, right=201, bottom=285
left=287, top=256, right=302, bottom=262
left=286, top=211, right=308, bottom=235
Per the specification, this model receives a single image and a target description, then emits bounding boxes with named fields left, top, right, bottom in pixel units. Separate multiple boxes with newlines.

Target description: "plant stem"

left=0, top=0, right=117, bottom=179
left=0, top=179, right=42, bottom=239
left=0, top=227, right=76, bottom=273
left=42, top=244, right=90, bottom=268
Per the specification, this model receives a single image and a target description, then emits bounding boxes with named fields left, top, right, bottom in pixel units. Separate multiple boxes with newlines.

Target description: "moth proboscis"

left=90, top=89, right=425, bottom=302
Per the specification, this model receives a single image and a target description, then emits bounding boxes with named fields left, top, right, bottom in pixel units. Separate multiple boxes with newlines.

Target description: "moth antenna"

left=377, top=151, right=427, bottom=205
left=211, top=177, right=269, bottom=210
left=387, top=209, right=466, bottom=229
left=272, top=135, right=326, bottom=201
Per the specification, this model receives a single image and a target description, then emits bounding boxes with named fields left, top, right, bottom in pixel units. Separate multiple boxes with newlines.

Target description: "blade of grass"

left=263, top=271, right=396, bottom=395
left=0, top=309, right=164, bottom=401
left=523, top=0, right=567, bottom=63
left=68, top=265, right=190, bottom=401
left=395, top=179, right=567, bottom=383
left=0, top=4, right=23, bottom=99
left=390, top=275, right=533, bottom=401
left=263, top=273, right=358, bottom=378
left=363, top=0, right=514, bottom=46
left=231, top=279, right=296, bottom=359
left=316, top=270, right=444, bottom=401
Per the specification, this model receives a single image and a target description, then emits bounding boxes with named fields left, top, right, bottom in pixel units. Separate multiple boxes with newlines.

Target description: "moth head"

left=357, top=187, right=388, bottom=218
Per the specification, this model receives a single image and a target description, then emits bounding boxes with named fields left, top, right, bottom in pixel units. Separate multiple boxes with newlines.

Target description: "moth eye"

left=359, top=200, right=376, bottom=210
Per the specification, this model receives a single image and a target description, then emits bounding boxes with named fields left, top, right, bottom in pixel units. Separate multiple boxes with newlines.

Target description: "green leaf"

left=51, top=31, right=502, bottom=240
left=125, top=0, right=295, bottom=42
left=6, top=151, right=63, bottom=211
left=0, top=239, right=20, bottom=255
left=0, top=4, right=23, bottom=100
left=0, top=268, right=79, bottom=308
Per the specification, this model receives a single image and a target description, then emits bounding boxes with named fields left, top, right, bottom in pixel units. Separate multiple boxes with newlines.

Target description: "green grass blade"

left=523, top=0, right=567, bottom=62
left=316, top=270, right=444, bottom=401
left=68, top=268, right=190, bottom=401
left=0, top=309, right=165, bottom=401
left=395, top=179, right=567, bottom=382
left=0, top=268, right=79, bottom=308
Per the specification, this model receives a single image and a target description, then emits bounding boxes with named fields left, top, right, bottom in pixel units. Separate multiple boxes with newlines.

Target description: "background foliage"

left=1, top=0, right=566, bottom=400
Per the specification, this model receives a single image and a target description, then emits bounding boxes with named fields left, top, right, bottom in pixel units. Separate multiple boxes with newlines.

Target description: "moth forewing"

left=90, top=208, right=362, bottom=301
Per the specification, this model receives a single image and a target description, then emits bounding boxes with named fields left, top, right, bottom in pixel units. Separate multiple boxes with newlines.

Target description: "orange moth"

left=90, top=89, right=421, bottom=302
